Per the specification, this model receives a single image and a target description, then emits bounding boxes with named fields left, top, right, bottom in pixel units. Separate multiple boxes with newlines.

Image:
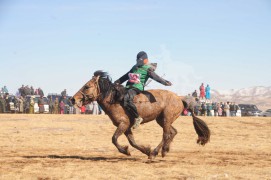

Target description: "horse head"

left=70, top=71, right=111, bottom=107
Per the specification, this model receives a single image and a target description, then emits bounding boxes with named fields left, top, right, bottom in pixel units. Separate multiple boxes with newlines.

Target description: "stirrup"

left=132, top=117, right=143, bottom=129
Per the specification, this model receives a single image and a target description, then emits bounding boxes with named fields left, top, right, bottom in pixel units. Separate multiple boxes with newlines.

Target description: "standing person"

left=85, top=104, right=91, bottom=114
left=61, top=89, right=67, bottom=97
left=2, top=86, right=8, bottom=94
left=194, top=99, right=201, bottom=116
left=25, top=85, right=31, bottom=96
left=201, top=103, right=207, bottom=116
left=194, top=104, right=199, bottom=116
left=192, top=90, right=198, bottom=98
left=30, top=86, right=35, bottom=95
left=217, top=103, right=222, bottom=116
left=18, top=96, right=24, bottom=113
left=224, top=102, right=230, bottom=117
left=4, top=94, right=9, bottom=112
left=92, top=101, right=99, bottom=115
left=231, top=102, right=238, bottom=116
left=48, top=96, right=54, bottom=114
left=62, top=96, right=70, bottom=114
left=114, top=51, right=172, bottom=129
left=199, top=83, right=205, bottom=100
left=29, top=97, right=35, bottom=114
left=74, top=106, right=80, bottom=114
left=230, top=102, right=234, bottom=116
left=220, top=102, right=226, bottom=116
left=38, top=97, right=45, bottom=113
left=80, top=105, right=86, bottom=114
left=38, top=88, right=44, bottom=97
left=53, top=97, right=59, bottom=114
left=205, top=84, right=211, bottom=100
left=0, top=95, right=5, bottom=113
left=19, top=85, right=26, bottom=98
left=213, top=102, right=218, bottom=116
left=206, top=103, right=213, bottom=116
left=59, top=100, right=65, bottom=114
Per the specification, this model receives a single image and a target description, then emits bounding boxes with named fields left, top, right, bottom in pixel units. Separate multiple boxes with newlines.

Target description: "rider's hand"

left=165, top=81, right=172, bottom=86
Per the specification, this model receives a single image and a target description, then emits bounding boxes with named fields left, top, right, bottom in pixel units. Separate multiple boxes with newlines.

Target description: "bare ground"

left=0, top=114, right=270, bottom=180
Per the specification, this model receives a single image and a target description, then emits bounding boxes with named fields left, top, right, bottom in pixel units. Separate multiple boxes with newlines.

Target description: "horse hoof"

left=120, top=146, right=131, bottom=156
left=124, top=146, right=131, bottom=156
left=148, top=153, right=156, bottom=160
left=162, top=149, right=168, bottom=158
left=148, top=149, right=159, bottom=160
left=145, top=146, right=152, bottom=156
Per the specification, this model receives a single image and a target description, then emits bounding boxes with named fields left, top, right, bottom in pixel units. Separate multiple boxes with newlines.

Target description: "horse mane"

left=94, top=70, right=125, bottom=103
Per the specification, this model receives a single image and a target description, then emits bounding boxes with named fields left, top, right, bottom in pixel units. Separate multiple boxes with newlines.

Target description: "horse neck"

left=96, top=80, right=122, bottom=114
left=97, top=96, right=112, bottom=114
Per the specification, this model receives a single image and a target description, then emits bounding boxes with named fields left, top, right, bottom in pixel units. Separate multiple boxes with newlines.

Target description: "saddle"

left=112, top=84, right=157, bottom=104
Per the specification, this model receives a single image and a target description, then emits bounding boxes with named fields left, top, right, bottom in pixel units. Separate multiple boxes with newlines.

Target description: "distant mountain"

left=210, top=86, right=271, bottom=111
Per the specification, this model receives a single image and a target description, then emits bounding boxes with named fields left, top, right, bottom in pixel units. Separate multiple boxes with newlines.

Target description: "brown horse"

left=71, top=71, right=210, bottom=160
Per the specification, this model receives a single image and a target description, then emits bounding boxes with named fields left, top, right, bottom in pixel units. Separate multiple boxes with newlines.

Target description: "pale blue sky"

left=0, top=0, right=270, bottom=95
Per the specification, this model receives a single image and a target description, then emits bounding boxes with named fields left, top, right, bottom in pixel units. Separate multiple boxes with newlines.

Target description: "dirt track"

left=0, top=114, right=270, bottom=179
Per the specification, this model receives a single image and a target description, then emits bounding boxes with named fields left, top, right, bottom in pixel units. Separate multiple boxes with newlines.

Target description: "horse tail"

left=189, top=109, right=211, bottom=146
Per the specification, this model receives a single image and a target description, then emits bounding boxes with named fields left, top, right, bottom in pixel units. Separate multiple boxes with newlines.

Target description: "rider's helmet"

left=136, top=51, right=148, bottom=66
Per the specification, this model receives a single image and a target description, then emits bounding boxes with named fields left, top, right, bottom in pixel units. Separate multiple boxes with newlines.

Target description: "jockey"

left=114, top=51, right=172, bottom=129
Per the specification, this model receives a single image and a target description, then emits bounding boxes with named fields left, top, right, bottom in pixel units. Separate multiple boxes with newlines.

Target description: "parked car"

left=238, top=104, right=261, bottom=116
left=25, top=95, right=49, bottom=113
left=258, top=109, right=271, bottom=117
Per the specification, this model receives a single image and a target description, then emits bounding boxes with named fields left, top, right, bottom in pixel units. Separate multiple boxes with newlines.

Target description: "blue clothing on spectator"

left=205, top=85, right=211, bottom=99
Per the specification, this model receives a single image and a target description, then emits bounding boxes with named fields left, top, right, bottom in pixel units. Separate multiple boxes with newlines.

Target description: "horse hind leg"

left=112, top=122, right=131, bottom=156
left=148, top=115, right=164, bottom=160
left=162, top=126, right=177, bottom=157
left=124, top=129, right=151, bottom=157
left=149, top=115, right=177, bottom=159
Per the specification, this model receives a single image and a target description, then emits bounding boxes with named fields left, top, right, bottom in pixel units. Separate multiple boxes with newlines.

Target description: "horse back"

left=134, top=89, right=183, bottom=120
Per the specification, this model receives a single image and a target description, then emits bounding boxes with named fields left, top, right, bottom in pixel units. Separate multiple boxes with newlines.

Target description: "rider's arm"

left=147, top=68, right=172, bottom=86
left=114, top=69, right=133, bottom=84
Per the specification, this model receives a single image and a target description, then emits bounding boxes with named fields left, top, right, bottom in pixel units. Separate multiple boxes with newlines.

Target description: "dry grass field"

left=0, top=114, right=270, bottom=180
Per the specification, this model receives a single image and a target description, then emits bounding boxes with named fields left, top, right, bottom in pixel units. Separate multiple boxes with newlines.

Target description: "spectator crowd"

left=2, top=84, right=241, bottom=117
left=184, top=83, right=240, bottom=117
left=0, top=86, right=103, bottom=115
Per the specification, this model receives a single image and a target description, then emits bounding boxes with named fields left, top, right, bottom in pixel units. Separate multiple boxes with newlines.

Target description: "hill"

left=211, top=86, right=271, bottom=110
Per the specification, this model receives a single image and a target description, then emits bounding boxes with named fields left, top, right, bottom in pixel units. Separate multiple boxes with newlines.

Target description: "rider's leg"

left=123, top=88, right=143, bottom=129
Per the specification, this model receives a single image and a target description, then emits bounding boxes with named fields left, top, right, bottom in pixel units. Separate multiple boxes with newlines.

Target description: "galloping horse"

left=71, top=71, right=210, bottom=160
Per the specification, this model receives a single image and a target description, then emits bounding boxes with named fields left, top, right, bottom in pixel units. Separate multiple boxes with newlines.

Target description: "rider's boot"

left=132, top=116, right=143, bottom=129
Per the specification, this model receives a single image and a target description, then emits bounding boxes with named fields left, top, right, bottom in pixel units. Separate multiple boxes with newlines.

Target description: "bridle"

left=79, top=76, right=102, bottom=105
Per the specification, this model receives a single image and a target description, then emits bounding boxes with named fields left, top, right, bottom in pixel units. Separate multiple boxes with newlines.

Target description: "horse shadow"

left=23, top=155, right=139, bottom=162
left=22, top=155, right=168, bottom=163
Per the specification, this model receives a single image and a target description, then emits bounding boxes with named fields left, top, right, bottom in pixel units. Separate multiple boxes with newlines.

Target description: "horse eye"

left=84, top=85, right=90, bottom=90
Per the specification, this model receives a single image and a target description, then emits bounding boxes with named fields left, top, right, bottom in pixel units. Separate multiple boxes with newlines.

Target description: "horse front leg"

left=125, top=129, right=151, bottom=157
left=112, top=122, right=131, bottom=156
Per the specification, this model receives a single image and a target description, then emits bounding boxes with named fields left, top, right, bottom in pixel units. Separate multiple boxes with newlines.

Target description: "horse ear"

left=94, top=70, right=103, bottom=77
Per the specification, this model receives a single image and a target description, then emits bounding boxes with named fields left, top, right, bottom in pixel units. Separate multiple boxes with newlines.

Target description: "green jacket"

left=116, top=64, right=168, bottom=91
